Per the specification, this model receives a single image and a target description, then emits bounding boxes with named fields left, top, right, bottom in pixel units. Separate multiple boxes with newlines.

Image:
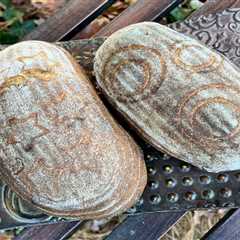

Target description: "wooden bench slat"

left=91, top=0, right=183, bottom=37
left=105, top=212, right=186, bottom=240
left=13, top=221, right=82, bottom=240
left=23, top=0, right=116, bottom=42
left=202, top=209, right=240, bottom=240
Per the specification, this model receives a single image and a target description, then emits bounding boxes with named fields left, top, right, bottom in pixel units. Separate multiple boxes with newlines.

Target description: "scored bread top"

left=0, top=40, right=147, bottom=218
left=94, top=22, right=240, bottom=172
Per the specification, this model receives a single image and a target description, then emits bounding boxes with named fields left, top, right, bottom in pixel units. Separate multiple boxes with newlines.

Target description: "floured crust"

left=0, top=40, right=147, bottom=218
left=94, top=22, right=240, bottom=172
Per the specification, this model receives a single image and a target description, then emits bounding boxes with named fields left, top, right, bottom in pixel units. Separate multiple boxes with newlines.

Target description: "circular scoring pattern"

left=173, top=42, right=223, bottom=72
left=102, top=44, right=166, bottom=103
left=177, top=83, right=240, bottom=151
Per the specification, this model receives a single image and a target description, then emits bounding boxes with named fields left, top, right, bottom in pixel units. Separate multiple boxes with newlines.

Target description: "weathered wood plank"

left=23, top=0, right=116, bottom=41
left=92, top=0, right=183, bottom=37
left=105, top=212, right=185, bottom=240
left=14, top=221, right=82, bottom=240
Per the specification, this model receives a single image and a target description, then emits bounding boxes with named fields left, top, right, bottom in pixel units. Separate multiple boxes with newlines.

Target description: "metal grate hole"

left=179, top=163, right=191, bottom=172
left=147, top=166, right=157, bottom=176
left=220, top=188, right=232, bottom=198
left=167, top=193, right=179, bottom=203
left=202, top=189, right=215, bottom=200
left=148, top=180, right=159, bottom=190
left=217, top=174, right=229, bottom=183
left=165, top=178, right=177, bottom=188
left=199, top=175, right=211, bottom=185
left=184, top=191, right=197, bottom=201
left=182, top=177, right=193, bottom=186
left=150, top=195, right=161, bottom=204
left=163, top=165, right=174, bottom=174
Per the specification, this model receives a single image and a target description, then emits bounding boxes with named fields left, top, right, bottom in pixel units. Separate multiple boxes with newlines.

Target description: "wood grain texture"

left=94, top=22, right=240, bottom=172
left=92, top=0, right=183, bottom=38
left=0, top=41, right=147, bottom=219
left=23, top=0, right=116, bottom=41
left=14, top=221, right=82, bottom=240
left=106, top=211, right=186, bottom=240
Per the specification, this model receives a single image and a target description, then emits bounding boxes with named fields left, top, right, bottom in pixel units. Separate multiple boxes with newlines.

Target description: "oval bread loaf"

left=94, top=22, right=240, bottom=172
left=0, top=41, right=147, bottom=219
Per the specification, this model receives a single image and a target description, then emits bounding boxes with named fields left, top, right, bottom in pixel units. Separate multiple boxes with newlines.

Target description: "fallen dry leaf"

left=31, top=0, right=65, bottom=16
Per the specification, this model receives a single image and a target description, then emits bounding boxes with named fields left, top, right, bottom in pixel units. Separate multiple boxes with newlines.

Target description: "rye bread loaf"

left=94, top=22, right=240, bottom=172
left=0, top=41, right=147, bottom=219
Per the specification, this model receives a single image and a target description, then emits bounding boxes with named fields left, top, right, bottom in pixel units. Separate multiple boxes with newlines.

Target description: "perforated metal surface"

left=127, top=140, right=239, bottom=214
